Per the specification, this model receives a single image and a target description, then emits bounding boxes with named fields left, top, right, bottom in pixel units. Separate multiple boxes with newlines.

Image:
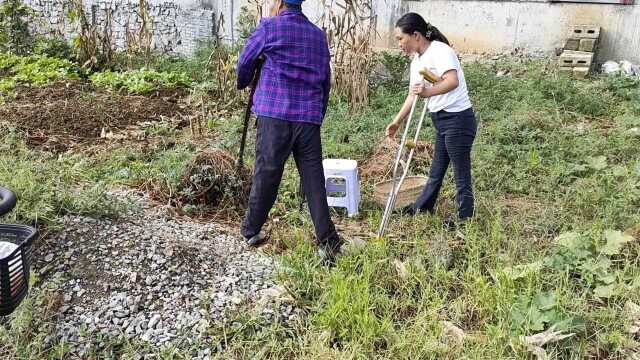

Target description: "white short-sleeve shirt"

left=409, top=41, right=472, bottom=113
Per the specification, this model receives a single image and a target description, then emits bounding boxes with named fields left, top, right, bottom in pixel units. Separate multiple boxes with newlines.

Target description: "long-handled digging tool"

left=235, top=59, right=264, bottom=171
left=377, top=68, right=441, bottom=239
left=171, top=61, right=262, bottom=214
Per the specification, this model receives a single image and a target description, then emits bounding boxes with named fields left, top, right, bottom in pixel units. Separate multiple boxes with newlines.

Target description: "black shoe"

left=317, top=235, right=344, bottom=267
left=443, top=216, right=469, bottom=230
left=403, top=205, right=416, bottom=215
left=318, top=243, right=343, bottom=267
left=394, top=205, right=416, bottom=216
left=246, top=231, right=269, bottom=247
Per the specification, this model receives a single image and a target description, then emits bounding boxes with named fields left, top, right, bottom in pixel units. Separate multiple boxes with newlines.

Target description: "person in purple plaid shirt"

left=237, top=0, right=343, bottom=265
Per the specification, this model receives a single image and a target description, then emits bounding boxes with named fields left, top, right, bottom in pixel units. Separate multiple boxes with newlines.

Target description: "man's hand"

left=385, top=121, right=401, bottom=138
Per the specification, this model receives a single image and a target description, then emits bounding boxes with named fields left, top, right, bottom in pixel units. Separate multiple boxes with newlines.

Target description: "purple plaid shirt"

left=237, top=8, right=331, bottom=125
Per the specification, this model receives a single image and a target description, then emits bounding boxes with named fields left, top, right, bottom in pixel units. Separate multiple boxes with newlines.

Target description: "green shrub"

left=90, top=68, right=192, bottom=94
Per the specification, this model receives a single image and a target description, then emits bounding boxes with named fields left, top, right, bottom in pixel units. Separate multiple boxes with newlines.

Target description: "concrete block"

left=559, top=50, right=594, bottom=68
left=568, top=25, right=601, bottom=39
left=573, top=67, right=590, bottom=79
left=579, top=38, right=598, bottom=52
left=559, top=67, right=573, bottom=76
left=564, top=38, right=580, bottom=51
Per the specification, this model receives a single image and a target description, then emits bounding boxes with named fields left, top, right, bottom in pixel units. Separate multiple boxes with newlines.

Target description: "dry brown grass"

left=321, top=0, right=376, bottom=113
left=156, top=149, right=253, bottom=220
left=361, top=137, right=433, bottom=183
left=124, top=0, right=154, bottom=68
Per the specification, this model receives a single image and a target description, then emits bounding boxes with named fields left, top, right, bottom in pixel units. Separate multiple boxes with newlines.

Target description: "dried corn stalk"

left=68, top=0, right=116, bottom=69
left=186, top=42, right=241, bottom=137
left=124, top=0, right=154, bottom=68
left=68, top=0, right=99, bottom=68
left=320, top=0, right=377, bottom=113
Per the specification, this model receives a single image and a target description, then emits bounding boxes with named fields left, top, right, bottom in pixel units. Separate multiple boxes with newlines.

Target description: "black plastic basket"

left=0, top=187, right=37, bottom=317
left=0, top=224, right=36, bottom=316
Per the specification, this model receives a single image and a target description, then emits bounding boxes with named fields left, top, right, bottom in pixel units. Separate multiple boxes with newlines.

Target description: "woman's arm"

left=412, top=69, right=459, bottom=98
left=386, top=91, right=416, bottom=138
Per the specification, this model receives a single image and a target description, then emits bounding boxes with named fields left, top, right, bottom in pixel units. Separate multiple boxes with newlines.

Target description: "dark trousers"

left=241, top=116, right=339, bottom=247
left=412, top=107, right=477, bottom=219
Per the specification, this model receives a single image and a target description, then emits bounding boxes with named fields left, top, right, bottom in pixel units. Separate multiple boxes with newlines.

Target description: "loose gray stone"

left=43, top=188, right=282, bottom=356
left=148, top=314, right=161, bottom=329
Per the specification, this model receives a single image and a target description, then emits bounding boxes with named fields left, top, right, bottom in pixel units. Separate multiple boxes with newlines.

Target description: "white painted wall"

left=395, top=0, right=640, bottom=63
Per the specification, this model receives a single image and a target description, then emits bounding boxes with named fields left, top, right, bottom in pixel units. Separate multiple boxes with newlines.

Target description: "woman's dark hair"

left=396, top=13, right=450, bottom=46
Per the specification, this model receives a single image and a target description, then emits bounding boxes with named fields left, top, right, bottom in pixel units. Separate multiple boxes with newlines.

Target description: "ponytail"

left=395, top=13, right=450, bottom=46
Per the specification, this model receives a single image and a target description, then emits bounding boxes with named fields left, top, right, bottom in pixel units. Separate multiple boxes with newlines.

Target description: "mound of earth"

left=0, top=82, right=189, bottom=149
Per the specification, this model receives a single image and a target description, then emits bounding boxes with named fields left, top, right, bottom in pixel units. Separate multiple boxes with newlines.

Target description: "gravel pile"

left=35, top=190, right=298, bottom=357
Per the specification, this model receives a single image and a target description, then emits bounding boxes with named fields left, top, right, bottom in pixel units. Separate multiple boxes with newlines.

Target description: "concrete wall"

left=377, top=0, right=640, bottom=63
left=13, top=0, right=640, bottom=63
left=22, top=0, right=228, bottom=54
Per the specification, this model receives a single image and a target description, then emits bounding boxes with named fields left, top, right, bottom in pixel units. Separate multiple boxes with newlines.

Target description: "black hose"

left=0, top=187, right=17, bottom=216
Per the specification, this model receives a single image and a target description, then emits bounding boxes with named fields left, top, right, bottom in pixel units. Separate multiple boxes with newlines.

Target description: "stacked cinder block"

left=558, top=25, right=601, bottom=79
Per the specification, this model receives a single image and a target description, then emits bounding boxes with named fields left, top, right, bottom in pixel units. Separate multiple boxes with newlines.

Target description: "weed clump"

left=173, top=149, right=251, bottom=216
left=361, top=138, right=433, bottom=182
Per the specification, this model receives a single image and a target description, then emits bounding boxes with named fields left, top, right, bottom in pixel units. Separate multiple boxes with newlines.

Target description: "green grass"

left=214, top=60, right=640, bottom=358
left=112, top=40, right=228, bottom=83
left=0, top=126, right=130, bottom=228
left=1, top=56, right=639, bottom=358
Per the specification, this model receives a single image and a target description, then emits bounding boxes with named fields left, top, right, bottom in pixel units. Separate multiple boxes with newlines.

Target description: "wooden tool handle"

left=419, top=68, right=441, bottom=84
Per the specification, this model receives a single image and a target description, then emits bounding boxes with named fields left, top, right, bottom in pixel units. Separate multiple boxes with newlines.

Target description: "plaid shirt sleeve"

left=237, top=22, right=266, bottom=90
left=322, top=52, right=331, bottom=117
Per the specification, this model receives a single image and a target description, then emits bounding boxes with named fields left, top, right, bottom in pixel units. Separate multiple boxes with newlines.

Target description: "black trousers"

left=412, top=107, right=477, bottom=219
left=241, top=116, right=340, bottom=247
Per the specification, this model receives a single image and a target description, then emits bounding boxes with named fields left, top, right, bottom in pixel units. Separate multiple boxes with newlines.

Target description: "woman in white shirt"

left=386, top=12, right=477, bottom=227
